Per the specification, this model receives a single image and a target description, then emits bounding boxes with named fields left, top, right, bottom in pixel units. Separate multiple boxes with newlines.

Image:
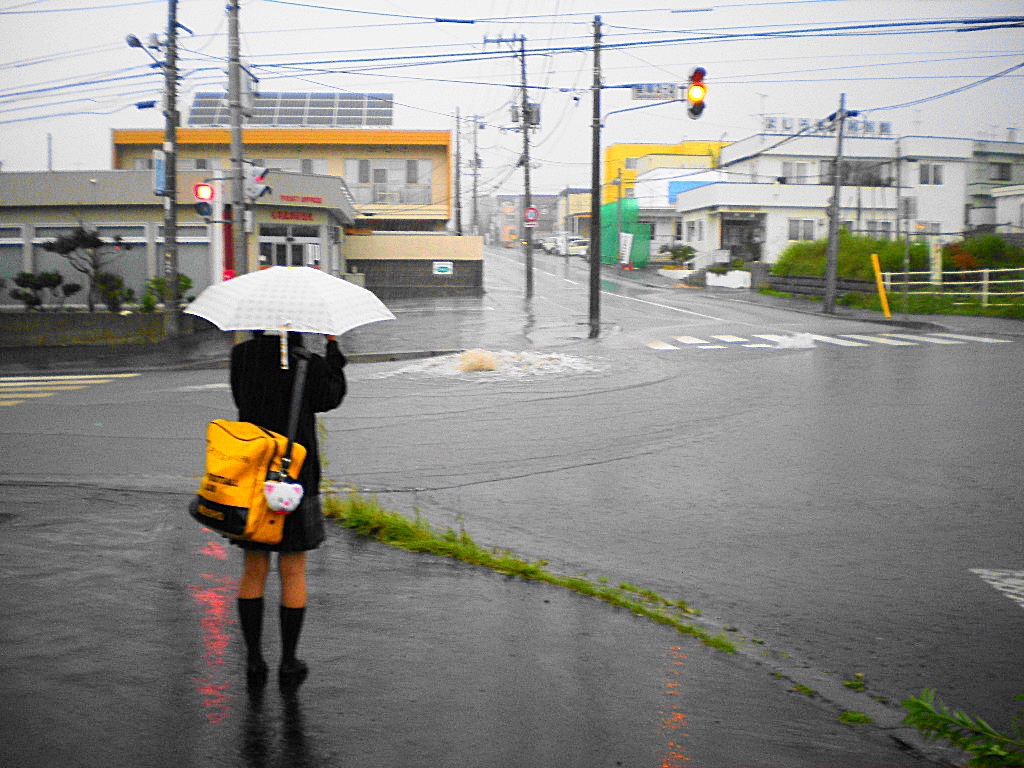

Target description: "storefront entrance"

left=720, top=213, right=766, bottom=262
left=257, top=224, right=322, bottom=268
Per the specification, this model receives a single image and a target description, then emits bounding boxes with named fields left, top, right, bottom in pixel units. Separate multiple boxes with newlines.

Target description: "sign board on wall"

left=433, top=261, right=454, bottom=276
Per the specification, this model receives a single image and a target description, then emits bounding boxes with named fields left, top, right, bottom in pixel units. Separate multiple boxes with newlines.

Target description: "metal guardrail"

left=882, top=267, right=1024, bottom=306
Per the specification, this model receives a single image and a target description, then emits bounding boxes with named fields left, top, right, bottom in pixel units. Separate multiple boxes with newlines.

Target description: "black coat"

left=230, top=334, right=346, bottom=495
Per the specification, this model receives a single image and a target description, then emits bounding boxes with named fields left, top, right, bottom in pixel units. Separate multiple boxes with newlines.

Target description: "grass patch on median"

left=323, top=491, right=736, bottom=654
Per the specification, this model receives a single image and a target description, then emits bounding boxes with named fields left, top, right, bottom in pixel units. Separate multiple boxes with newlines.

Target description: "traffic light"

left=686, top=67, right=707, bottom=119
left=193, top=182, right=215, bottom=218
left=244, top=163, right=271, bottom=200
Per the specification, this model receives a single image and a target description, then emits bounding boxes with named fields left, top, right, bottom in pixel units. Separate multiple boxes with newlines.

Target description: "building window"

left=787, top=219, right=815, bottom=240
left=344, top=158, right=433, bottom=204
left=686, top=221, right=696, bottom=241
left=781, top=161, right=809, bottom=184
left=820, top=159, right=892, bottom=187
left=866, top=220, right=893, bottom=239
left=625, top=158, right=638, bottom=170
left=697, top=220, right=704, bottom=241
left=919, top=163, right=943, bottom=185
left=991, top=162, right=1012, bottom=182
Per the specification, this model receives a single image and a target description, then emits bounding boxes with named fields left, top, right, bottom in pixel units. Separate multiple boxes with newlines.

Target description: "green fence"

left=599, top=199, right=651, bottom=267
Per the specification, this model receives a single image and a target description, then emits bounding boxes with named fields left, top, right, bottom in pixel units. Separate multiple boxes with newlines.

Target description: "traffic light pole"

left=228, top=0, right=247, bottom=276
left=588, top=16, right=602, bottom=338
left=823, top=93, right=850, bottom=315
left=163, top=0, right=180, bottom=334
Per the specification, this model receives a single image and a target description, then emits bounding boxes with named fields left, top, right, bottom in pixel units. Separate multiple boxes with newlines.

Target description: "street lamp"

left=126, top=1, right=187, bottom=335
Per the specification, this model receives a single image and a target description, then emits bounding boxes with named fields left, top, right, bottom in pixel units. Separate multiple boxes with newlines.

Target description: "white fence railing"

left=882, top=267, right=1024, bottom=306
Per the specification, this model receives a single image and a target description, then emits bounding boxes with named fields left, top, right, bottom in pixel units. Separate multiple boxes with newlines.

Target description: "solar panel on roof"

left=187, top=92, right=394, bottom=127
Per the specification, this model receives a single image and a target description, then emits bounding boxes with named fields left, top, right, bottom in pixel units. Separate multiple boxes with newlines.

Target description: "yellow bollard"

left=871, top=253, right=892, bottom=319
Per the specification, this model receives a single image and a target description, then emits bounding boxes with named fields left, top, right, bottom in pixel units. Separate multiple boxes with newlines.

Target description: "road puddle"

left=371, top=349, right=601, bottom=380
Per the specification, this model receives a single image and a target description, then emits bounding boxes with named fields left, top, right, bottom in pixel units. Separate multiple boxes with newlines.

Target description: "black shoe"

left=278, top=658, right=309, bottom=689
left=246, top=657, right=269, bottom=687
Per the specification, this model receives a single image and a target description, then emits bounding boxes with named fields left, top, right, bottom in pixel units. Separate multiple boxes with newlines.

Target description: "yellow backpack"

left=190, top=352, right=310, bottom=545
left=191, top=419, right=306, bottom=544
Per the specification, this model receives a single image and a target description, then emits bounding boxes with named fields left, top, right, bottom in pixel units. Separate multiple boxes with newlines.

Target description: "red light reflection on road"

left=658, top=646, right=691, bottom=767
left=189, top=540, right=238, bottom=725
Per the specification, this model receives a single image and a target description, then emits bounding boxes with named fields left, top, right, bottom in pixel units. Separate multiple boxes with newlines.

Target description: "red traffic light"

left=193, top=183, right=215, bottom=201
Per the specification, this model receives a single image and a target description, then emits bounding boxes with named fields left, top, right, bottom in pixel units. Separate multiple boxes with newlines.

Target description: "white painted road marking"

left=970, top=569, right=1024, bottom=611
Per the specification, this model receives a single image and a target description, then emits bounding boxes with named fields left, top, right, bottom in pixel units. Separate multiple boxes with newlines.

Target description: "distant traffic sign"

left=524, top=206, right=539, bottom=228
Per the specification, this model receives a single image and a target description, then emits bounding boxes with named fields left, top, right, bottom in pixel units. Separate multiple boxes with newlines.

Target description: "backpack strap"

left=280, top=349, right=310, bottom=475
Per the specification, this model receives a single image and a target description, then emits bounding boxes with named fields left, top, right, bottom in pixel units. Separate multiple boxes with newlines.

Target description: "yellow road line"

left=0, top=373, right=140, bottom=383
left=0, top=385, right=89, bottom=392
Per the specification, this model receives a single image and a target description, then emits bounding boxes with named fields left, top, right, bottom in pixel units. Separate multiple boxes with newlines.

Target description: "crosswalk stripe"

left=882, top=333, right=963, bottom=345
left=970, top=569, right=1024, bottom=611
left=840, top=334, right=917, bottom=346
left=647, top=332, right=1011, bottom=352
left=808, top=334, right=868, bottom=347
left=0, top=373, right=138, bottom=406
left=932, top=333, right=1013, bottom=344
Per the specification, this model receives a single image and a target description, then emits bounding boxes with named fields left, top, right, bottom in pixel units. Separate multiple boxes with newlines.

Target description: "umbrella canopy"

left=185, top=266, right=395, bottom=336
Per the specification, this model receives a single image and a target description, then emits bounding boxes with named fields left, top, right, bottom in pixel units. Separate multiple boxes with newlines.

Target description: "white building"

left=670, top=128, right=1024, bottom=266
left=991, top=184, right=1024, bottom=236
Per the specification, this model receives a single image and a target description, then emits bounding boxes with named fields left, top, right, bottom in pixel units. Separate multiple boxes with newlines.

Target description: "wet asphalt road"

left=2, top=247, right=1021, bottom=765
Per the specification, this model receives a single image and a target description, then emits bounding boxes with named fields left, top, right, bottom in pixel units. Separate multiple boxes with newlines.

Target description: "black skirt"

left=229, top=494, right=326, bottom=553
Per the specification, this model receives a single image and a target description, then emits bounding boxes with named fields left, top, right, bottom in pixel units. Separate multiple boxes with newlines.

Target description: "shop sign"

left=280, top=194, right=324, bottom=204
left=271, top=210, right=314, bottom=221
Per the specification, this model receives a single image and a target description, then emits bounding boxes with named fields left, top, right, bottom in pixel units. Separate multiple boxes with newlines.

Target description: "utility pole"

left=823, top=93, right=852, bottom=314
left=454, top=108, right=463, bottom=235
left=228, top=0, right=246, bottom=275
left=588, top=15, right=602, bottom=338
left=486, top=34, right=534, bottom=297
left=471, top=116, right=481, bottom=235
left=163, top=0, right=180, bottom=334
left=516, top=36, right=534, bottom=298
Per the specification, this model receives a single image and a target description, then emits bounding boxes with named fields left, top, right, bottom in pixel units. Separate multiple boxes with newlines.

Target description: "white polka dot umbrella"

left=185, top=266, right=395, bottom=336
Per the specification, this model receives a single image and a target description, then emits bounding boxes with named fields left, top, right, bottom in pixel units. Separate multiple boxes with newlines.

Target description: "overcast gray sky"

left=2, top=0, right=1022, bottom=193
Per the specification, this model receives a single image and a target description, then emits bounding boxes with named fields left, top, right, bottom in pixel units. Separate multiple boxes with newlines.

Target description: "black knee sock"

left=279, top=606, right=306, bottom=664
left=237, top=597, right=265, bottom=663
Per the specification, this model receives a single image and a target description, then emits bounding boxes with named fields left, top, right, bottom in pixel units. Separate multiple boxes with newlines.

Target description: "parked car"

left=567, top=237, right=589, bottom=257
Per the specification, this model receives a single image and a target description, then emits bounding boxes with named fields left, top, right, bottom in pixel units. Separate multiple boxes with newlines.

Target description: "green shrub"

left=771, top=233, right=930, bottom=280
left=95, top=271, right=125, bottom=312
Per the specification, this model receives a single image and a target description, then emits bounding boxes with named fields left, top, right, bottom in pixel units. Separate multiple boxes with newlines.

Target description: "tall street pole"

left=228, top=0, right=247, bottom=275
left=163, top=0, right=180, bottom=334
left=822, top=92, right=849, bottom=315
left=454, top=108, right=463, bottom=236
left=588, top=15, right=602, bottom=338
left=518, top=36, right=534, bottom=299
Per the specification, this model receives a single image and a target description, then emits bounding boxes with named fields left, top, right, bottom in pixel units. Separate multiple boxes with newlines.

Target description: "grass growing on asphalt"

left=323, top=491, right=737, bottom=654
left=839, top=711, right=874, bottom=726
